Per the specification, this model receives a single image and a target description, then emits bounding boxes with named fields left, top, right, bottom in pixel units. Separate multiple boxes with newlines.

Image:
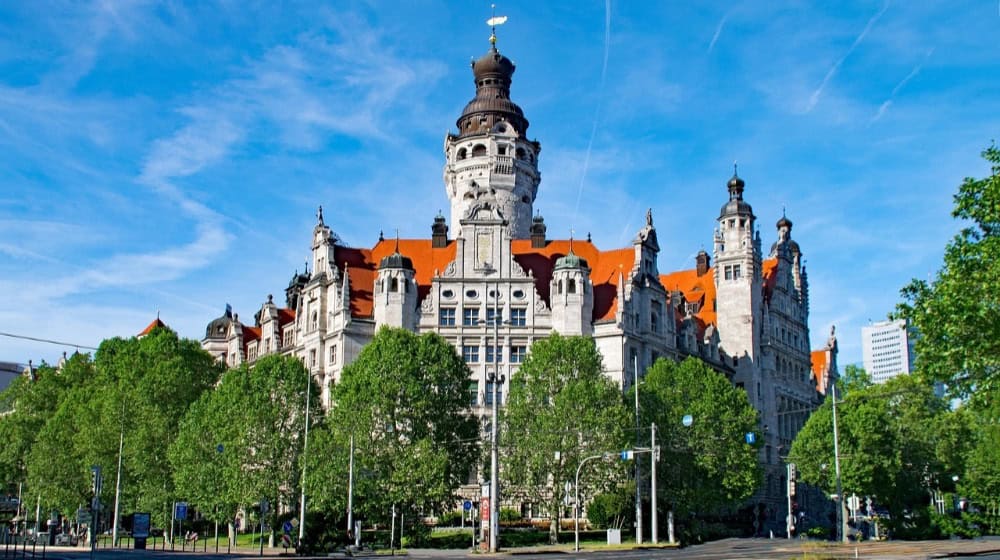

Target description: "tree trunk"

left=549, top=498, right=559, bottom=544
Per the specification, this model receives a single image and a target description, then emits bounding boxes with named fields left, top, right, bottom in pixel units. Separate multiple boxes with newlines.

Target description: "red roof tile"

left=659, top=267, right=717, bottom=331
left=277, top=308, right=295, bottom=325
left=138, top=318, right=167, bottom=337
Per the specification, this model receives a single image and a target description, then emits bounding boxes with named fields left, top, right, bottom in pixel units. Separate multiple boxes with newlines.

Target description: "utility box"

left=607, top=529, right=621, bottom=545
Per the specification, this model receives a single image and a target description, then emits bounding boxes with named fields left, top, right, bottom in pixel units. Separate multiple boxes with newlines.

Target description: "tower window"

left=557, top=279, right=563, bottom=294
left=439, top=308, right=456, bottom=326
left=390, top=277, right=399, bottom=292
left=567, top=279, right=576, bottom=294
left=733, top=264, right=742, bottom=279
left=498, top=145, right=507, bottom=155
left=457, top=148, right=467, bottom=160
left=472, top=144, right=487, bottom=157
left=463, top=308, right=480, bottom=326
left=516, top=147, right=526, bottom=159
left=510, top=308, right=526, bottom=326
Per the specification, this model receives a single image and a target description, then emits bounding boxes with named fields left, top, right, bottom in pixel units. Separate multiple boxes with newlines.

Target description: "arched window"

left=557, top=279, right=563, bottom=294
left=457, top=148, right=467, bottom=160
left=472, top=144, right=487, bottom=157
left=390, top=277, right=399, bottom=292
left=311, top=311, right=318, bottom=330
left=567, top=279, right=577, bottom=294
left=516, top=147, right=526, bottom=160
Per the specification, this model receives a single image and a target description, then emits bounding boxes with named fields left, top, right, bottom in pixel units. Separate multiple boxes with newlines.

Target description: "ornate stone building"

left=202, top=35, right=836, bottom=532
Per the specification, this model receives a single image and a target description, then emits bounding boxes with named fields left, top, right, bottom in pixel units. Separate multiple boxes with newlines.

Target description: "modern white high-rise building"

left=861, top=319, right=915, bottom=384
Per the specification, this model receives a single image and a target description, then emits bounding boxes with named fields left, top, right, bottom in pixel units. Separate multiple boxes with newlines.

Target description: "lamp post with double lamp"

left=831, top=382, right=847, bottom=543
left=298, top=369, right=313, bottom=549
left=480, top=311, right=507, bottom=553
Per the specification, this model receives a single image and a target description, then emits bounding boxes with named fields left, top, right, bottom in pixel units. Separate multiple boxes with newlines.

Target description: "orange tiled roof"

left=659, top=267, right=718, bottom=333
left=332, top=238, right=638, bottom=323
left=334, top=240, right=459, bottom=319
left=811, top=349, right=828, bottom=382
left=510, top=240, right=634, bottom=322
left=138, top=317, right=167, bottom=337
left=762, top=258, right=779, bottom=302
left=243, top=326, right=262, bottom=342
left=277, top=308, right=295, bottom=325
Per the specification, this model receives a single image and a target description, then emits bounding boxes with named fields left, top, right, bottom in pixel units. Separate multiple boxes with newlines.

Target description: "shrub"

left=435, top=511, right=464, bottom=527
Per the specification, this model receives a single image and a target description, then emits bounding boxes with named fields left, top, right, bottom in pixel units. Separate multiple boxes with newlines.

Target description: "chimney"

left=431, top=213, right=449, bottom=248
left=530, top=214, right=547, bottom=249
left=696, top=250, right=710, bottom=276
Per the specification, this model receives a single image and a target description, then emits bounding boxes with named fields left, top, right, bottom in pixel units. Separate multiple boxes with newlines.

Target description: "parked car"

left=54, top=533, right=78, bottom=546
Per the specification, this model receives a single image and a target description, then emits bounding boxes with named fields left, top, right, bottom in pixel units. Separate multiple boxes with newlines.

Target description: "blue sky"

left=1, top=1, right=998, bottom=369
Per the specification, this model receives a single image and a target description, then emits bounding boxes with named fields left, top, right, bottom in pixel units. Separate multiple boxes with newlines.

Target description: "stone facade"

left=201, top=36, right=837, bottom=533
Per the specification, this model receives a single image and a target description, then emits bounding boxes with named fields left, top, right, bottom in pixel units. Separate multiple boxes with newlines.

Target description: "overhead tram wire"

left=0, top=331, right=98, bottom=351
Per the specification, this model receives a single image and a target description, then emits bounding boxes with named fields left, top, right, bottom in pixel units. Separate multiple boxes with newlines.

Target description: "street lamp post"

left=633, top=354, right=642, bottom=544
left=575, top=453, right=610, bottom=552
left=485, top=314, right=505, bottom=553
left=298, top=371, right=312, bottom=547
left=831, top=383, right=847, bottom=543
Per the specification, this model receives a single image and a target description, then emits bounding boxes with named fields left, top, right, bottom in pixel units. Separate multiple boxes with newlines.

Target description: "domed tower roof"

left=719, top=164, right=754, bottom=218
left=205, top=305, right=234, bottom=340
left=776, top=214, right=793, bottom=230
left=456, top=43, right=528, bottom=137
left=555, top=240, right=590, bottom=270
left=379, top=238, right=414, bottom=270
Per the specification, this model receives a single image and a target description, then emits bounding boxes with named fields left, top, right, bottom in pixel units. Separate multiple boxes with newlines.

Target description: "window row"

left=461, top=344, right=527, bottom=363
left=439, top=307, right=527, bottom=327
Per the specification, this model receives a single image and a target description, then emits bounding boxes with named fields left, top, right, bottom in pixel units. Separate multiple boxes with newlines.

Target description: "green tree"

left=307, top=327, right=477, bottom=530
left=170, top=353, right=318, bottom=535
left=637, top=357, right=760, bottom=526
left=502, top=333, right=631, bottom=544
left=0, top=354, right=92, bottom=492
left=788, top=374, right=960, bottom=532
left=896, top=144, right=1000, bottom=401
left=23, top=328, right=222, bottom=526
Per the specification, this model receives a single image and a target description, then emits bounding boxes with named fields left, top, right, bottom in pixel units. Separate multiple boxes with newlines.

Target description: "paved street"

left=17, top=537, right=1000, bottom=560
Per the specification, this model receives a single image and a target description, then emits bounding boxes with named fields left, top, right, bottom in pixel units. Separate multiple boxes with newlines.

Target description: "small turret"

left=550, top=239, right=593, bottom=336
left=374, top=238, right=418, bottom=329
left=432, top=211, right=449, bottom=248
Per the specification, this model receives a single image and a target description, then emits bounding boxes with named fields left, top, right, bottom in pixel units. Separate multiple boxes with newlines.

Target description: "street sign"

left=745, top=432, right=756, bottom=444
left=282, top=521, right=293, bottom=534
left=463, top=500, right=473, bottom=511
left=132, top=512, right=151, bottom=538
left=620, top=450, right=634, bottom=460
left=175, top=502, right=188, bottom=521
left=77, top=509, right=92, bottom=525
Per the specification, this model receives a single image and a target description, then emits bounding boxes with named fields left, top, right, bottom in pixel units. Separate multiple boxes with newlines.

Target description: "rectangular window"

left=462, top=345, right=479, bottom=363
left=486, top=307, right=503, bottom=324
left=468, top=382, right=479, bottom=407
left=329, top=344, right=338, bottom=364
left=509, top=308, right=526, bottom=326
left=733, top=264, right=742, bottom=279
left=510, top=345, right=526, bottom=363
left=485, top=381, right=504, bottom=406
left=439, top=308, right=456, bottom=326
left=485, top=345, right=503, bottom=364
left=463, top=307, right=480, bottom=326
left=724, top=265, right=733, bottom=280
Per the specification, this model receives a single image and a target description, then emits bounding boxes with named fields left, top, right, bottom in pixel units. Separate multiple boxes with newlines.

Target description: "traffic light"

left=90, top=466, right=102, bottom=496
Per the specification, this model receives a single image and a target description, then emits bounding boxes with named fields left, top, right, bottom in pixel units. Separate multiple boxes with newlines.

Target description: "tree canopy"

left=788, top=373, right=964, bottom=530
left=897, top=144, right=1000, bottom=401
left=307, top=327, right=478, bottom=528
left=637, top=357, right=760, bottom=522
left=170, top=353, right=318, bottom=529
left=502, top=333, right=631, bottom=544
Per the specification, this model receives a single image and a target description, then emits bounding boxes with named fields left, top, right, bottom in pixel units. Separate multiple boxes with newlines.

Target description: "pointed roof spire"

left=317, top=205, right=324, bottom=225
left=646, top=208, right=653, bottom=227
